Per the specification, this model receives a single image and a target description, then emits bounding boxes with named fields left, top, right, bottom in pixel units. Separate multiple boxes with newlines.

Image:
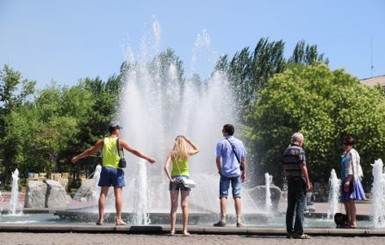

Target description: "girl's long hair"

left=172, top=136, right=189, bottom=161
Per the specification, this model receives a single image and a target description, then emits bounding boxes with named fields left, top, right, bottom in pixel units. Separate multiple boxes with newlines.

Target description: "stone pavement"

left=0, top=232, right=385, bottom=245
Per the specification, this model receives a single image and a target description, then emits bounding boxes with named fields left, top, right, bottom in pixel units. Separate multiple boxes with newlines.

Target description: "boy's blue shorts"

left=98, top=166, right=125, bottom=187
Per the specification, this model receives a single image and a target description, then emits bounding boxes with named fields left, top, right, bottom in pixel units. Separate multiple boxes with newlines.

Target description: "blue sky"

left=0, top=0, right=384, bottom=89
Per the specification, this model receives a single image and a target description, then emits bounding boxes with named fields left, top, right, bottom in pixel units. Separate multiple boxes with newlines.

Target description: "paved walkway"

left=0, top=232, right=384, bottom=245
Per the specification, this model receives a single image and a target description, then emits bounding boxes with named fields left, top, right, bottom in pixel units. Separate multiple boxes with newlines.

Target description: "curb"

left=0, top=224, right=385, bottom=236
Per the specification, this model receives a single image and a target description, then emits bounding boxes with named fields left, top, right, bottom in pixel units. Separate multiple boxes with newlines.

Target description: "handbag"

left=334, top=212, right=349, bottom=228
left=116, top=138, right=126, bottom=168
left=342, top=179, right=354, bottom=193
left=180, top=177, right=196, bottom=188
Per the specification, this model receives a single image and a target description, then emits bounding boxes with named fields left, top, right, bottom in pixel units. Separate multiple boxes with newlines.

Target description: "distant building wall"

left=361, top=75, right=385, bottom=87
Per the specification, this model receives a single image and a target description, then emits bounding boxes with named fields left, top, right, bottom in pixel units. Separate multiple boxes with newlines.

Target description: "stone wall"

left=24, top=179, right=68, bottom=209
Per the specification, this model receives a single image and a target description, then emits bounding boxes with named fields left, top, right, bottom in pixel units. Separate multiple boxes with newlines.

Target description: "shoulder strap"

left=225, top=138, right=241, bottom=164
left=116, top=138, right=124, bottom=157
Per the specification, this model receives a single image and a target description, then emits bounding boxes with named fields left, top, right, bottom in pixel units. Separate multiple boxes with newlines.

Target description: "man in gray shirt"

left=282, top=132, right=312, bottom=239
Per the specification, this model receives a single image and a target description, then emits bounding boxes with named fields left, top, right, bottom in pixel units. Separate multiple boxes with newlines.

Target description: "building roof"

left=360, top=75, right=385, bottom=87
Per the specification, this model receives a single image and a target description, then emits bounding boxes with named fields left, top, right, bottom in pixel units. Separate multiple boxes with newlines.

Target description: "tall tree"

left=289, top=40, right=329, bottom=65
left=0, top=65, right=35, bottom=185
left=225, top=38, right=286, bottom=119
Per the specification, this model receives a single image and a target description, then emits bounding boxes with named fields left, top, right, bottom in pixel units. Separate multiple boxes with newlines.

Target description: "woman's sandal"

left=116, top=219, right=127, bottom=225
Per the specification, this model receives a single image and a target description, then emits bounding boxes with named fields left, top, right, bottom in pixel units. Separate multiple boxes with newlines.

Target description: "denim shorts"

left=98, top=166, right=125, bottom=187
left=169, top=176, right=191, bottom=192
left=219, top=175, right=241, bottom=198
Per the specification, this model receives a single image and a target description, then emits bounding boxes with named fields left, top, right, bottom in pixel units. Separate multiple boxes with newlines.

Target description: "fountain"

left=327, top=169, right=341, bottom=219
left=9, top=169, right=22, bottom=215
left=71, top=165, right=102, bottom=204
left=264, top=173, right=273, bottom=214
left=131, top=160, right=150, bottom=225
left=92, top=165, right=102, bottom=200
left=114, top=18, right=277, bottom=225
left=0, top=180, right=3, bottom=215
left=371, top=159, right=385, bottom=228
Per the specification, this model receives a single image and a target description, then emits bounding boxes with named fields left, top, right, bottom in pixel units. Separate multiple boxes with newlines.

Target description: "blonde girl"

left=163, top=135, right=199, bottom=236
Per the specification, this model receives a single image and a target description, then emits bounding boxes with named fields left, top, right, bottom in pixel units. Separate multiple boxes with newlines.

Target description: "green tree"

left=0, top=65, right=35, bottom=185
left=17, top=85, right=83, bottom=176
left=288, top=40, right=329, bottom=65
left=0, top=66, right=122, bottom=188
left=68, top=76, right=122, bottom=184
left=248, top=64, right=385, bottom=187
left=12, top=77, right=121, bottom=189
left=7, top=103, right=41, bottom=178
left=74, top=77, right=119, bottom=146
left=222, top=38, right=286, bottom=120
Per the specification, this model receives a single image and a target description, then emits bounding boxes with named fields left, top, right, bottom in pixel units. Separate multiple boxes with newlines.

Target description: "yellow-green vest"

left=171, top=159, right=189, bottom=176
left=102, top=137, right=121, bottom=168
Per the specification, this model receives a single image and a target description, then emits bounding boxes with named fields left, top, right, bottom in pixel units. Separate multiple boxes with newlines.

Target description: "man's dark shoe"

left=292, top=234, right=311, bottom=239
left=213, top=221, right=226, bottom=227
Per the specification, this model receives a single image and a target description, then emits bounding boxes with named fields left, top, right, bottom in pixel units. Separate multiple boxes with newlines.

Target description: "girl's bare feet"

left=96, top=219, right=104, bottom=225
left=349, top=222, right=357, bottom=228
